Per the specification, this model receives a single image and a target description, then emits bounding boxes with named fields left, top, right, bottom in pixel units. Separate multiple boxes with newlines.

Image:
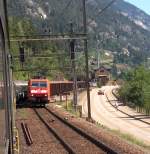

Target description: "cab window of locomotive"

left=40, top=82, right=47, bottom=87
left=31, top=82, right=39, bottom=87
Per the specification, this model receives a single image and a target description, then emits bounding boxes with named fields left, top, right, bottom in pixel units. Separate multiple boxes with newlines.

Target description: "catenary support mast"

left=82, top=0, right=91, bottom=120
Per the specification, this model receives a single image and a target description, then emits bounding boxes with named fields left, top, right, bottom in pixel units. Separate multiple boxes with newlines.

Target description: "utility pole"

left=82, top=0, right=91, bottom=120
left=70, top=22, right=78, bottom=110
left=97, top=39, right=100, bottom=68
left=97, top=33, right=105, bottom=68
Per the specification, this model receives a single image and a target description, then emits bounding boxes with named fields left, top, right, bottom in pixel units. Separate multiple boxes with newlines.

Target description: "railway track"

left=34, top=107, right=118, bottom=154
left=108, top=89, right=150, bottom=125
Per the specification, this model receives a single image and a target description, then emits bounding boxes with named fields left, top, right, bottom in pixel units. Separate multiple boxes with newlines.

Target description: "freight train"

left=0, top=0, right=17, bottom=153
left=26, top=78, right=86, bottom=106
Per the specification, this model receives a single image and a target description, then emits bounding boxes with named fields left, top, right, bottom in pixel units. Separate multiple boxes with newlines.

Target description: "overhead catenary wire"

left=12, top=53, right=70, bottom=59
left=57, top=0, right=73, bottom=31
left=10, top=33, right=86, bottom=38
left=87, top=0, right=117, bottom=26
left=88, top=0, right=117, bottom=66
left=60, top=0, right=73, bottom=16
left=13, top=67, right=72, bottom=72
left=10, top=33, right=87, bottom=42
left=10, top=36, right=87, bottom=42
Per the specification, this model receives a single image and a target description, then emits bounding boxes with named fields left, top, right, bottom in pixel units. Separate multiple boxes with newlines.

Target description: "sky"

left=125, top=0, right=150, bottom=15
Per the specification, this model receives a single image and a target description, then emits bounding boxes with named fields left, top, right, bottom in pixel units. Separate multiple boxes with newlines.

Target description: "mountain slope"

left=7, top=0, right=150, bottom=66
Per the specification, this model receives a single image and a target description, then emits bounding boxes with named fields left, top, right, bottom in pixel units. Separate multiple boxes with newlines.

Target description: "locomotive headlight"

left=31, top=90, right=37, bottom=93
left=41, top=90, right=47, bottom=93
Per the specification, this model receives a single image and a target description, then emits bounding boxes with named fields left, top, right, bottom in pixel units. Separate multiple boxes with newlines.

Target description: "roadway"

left=78, top=86, right=150, bottom=145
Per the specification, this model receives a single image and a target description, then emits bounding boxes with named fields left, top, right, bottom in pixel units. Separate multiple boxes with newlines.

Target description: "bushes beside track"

left=118, top=66, right=150, bottom=115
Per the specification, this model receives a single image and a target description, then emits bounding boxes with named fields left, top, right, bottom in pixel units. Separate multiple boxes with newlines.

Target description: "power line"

left=57, top=0, right=73, bottom=31
left=13, top=53, right=69, bottom=59
left=60, top=0, right=73, bottom=16
left=10, top=33, right=87, bottom=42
left=10, top=36, right=87, bottom=42
left=13, top=67, right=71, bottom=72
left=87, top=0, right=117, bottom=26
left=10, top=33, right=86, bottom=38
left=97, top=0, right=116, bottom=15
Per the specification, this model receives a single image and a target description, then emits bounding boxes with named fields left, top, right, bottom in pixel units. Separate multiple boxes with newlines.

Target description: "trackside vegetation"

left=9, top=17, right=71, bottom=80
left=118, top=66, right=150, bottom=115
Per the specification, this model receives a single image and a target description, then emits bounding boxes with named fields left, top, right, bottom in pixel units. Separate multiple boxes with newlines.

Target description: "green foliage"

left=119, top=66, right=150, bottom=114
left=9, top=16, right=71, bottom=80
left=9, top=17, right=35, bottom=36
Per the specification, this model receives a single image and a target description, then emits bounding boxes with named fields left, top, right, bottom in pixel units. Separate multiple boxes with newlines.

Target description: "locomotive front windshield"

left=40, top=82, right=47, bottom=87
left=31, top=82, right=39, bottom=87
left=31, top=82, right=47, bottom=87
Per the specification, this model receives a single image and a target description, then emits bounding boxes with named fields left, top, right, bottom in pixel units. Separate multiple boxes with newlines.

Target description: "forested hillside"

left=119, top=66, right=150, bottom=115
left=7, top=0, right=150, bottom=79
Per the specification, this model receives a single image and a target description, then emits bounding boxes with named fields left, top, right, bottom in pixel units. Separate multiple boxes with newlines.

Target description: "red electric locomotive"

left=27, top=78, right=50, bottom=105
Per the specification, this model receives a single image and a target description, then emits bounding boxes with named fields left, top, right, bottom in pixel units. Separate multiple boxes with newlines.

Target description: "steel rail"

left=45, top=107, right=118, bottom=154
left=21, top=122, right=33, bottom=145
left=24, top=123, right=33, bottom=144
left=33, top=109, right=76, bottom=154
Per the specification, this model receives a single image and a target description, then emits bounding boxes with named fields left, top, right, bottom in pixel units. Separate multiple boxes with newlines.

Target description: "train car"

left=0, top=0, right=17, bottom=153
left=49, top=81, right=86, bottom=96
left=14, top=80, right=28, bottom=104
left=49, top=81, right=73, bottom=96
left=27, top=78, right=50, bottom=105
